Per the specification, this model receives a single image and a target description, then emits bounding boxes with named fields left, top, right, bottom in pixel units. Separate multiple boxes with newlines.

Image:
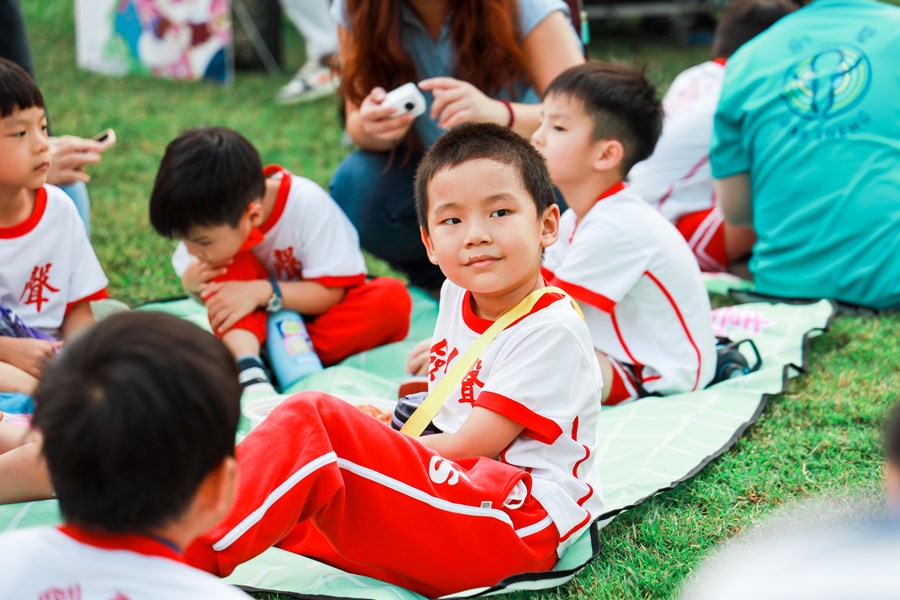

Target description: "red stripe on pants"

left=306, top=277, right=411, bottom=366
left=185, top=392, right=559, bottom=597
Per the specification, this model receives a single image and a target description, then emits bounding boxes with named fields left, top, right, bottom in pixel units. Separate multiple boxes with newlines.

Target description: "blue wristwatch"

left=266, top=278, right=283, bottom=313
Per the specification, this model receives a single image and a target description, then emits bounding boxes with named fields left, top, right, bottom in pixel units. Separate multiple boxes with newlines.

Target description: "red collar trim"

left=461, top=289, right=566, bottom=334
left=0, top=187, right=47, bottom=239
left=593, top=181, right=625, bottom=206
left=240, top=226, right=265, bottom=252
left=712, top=57, right=727, bottom=66
left=58, top=525, right=183, bottom=562
left=260, top=165, right=291, bottom=234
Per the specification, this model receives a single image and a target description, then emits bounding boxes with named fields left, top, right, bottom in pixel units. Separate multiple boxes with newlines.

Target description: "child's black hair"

left=886, top=401, right=900, bottom=466
left=32, top=311, right=241, bottom=534
left=713, top=0, right=798, bottom=59
left=414, top=122, right=555, bottom=232
left=0, top=57, right=44, bottom=118
left=545, top=62, right=663, bottom=177
left=148, top=127, right=265, bottom=238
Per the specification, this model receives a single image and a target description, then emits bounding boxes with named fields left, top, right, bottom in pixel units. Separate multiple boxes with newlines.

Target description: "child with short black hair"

left=149, top=127, right=410, bottom=391
left=533, top=62, right=717, bottom=405
left=183, top=123, right=604, bottom=598
left=627, top=0, right=796, bottom=271
left=0, top=311, right=251, bottom=597
left=0, top=57, right=108, bottom=396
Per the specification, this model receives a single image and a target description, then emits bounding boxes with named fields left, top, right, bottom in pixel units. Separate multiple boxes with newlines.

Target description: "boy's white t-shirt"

left=429, top=281, right=604, bottom=553
left=627, top=60, right=726, bottom=223
left=0, top=185, right=108, bottom=338
left=542, top=186, right=717, bottom=395
left=173, top=167, right=366, bottom=286
left=0, top=527, right=252, bottom=599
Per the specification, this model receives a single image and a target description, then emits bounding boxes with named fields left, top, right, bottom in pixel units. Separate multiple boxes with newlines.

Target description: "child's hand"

left=418, top=77, right=507, bottom=130
left=359, top=87, right=416, bottom=145
left=0, top=338, right=63, bottom=378
left=405, top=338, right=432, bottom=376
left=201, top=280, right=269, bottom=334
left=181, top=257, right=230, bottom=297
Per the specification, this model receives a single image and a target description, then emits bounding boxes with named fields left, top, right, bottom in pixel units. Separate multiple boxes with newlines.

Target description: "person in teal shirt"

left=711, top=0, right=899, bottom=310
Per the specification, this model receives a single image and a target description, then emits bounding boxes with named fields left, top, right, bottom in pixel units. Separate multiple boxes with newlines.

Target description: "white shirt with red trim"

left=428, top=281, right=604, bottom=554
left=627, top=60, right=725, bottom=223
left=0, top=185, right=108, bottom=338
left=173, top=166, right=366, bottom=287
left=0, top=526, right=252, bottom=599
left=542, top=186, right=716, bottom=395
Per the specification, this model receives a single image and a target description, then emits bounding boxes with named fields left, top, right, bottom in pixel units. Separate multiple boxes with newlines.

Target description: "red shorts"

left=185, top=393, right=560, bottom=597
left=674, top=206, right=727, bottom=272
left=603, top=357, right=646, bottom=406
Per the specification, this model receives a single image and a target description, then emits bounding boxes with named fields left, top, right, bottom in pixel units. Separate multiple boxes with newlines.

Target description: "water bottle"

left=266, top=310, right=323, bottom=390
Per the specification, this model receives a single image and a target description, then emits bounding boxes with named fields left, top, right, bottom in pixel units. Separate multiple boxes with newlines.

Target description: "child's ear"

left=420, top=227, right=439, bottom=265
left=246, top=200, right=265, bottom=227
left=196, top=456, right=237, bottom=524
left=539, top=203, right=560, bottom=249
left=593, top=140, right=625, bottom=175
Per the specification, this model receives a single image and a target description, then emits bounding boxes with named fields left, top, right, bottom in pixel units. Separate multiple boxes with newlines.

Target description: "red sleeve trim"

left=546, top=276, right=616, bottom=313
left=65, top=288, right=109, bottom=316
left=475, top=391, right=562, bottom=444
left=0, top=187, right=47, bottom=238
left=306, top=274, right=366, bottom=288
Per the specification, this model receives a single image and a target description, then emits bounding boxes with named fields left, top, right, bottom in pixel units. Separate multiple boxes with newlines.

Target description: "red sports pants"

left=675, top=206, right=728, bottom=272
left=185, top=393, right=560, bottom=598
left=306, top=276, right=411, bottom=366
left=211, top=250, right=270, bottom=344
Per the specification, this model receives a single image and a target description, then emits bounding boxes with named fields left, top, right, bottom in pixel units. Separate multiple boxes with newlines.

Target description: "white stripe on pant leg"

left=212, top=452, right=338, bottom=551
left=337, top=459, right=518, bottom=529
left=515, top=514, right=555, bottom=538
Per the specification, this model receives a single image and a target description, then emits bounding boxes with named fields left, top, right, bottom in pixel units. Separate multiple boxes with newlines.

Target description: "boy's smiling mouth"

left=463, top=255, right=500, bottom=268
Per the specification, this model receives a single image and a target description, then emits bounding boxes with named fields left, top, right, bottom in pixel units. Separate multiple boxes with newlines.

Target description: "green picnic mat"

left=0, top=291, right=835, bottom=599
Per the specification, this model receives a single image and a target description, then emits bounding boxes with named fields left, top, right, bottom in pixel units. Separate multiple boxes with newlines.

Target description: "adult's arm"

left=716, top=173, right=753, bottom=227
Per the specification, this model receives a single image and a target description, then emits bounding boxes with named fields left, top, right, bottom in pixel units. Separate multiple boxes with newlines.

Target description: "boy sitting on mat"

left=532, top=63, right=717, bottom=405
left=183, top=123, right=605, bottom=597
left=149, top=127, right=411, bottom=392
left=0, top=312, right=251, bottom=598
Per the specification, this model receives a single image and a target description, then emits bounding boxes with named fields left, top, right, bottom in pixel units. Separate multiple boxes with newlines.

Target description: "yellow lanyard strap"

left=400, top=286, right=581, bottom=438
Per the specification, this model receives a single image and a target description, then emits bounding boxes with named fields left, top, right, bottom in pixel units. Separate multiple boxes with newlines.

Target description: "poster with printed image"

left=75, top=0, right=233, bottom=84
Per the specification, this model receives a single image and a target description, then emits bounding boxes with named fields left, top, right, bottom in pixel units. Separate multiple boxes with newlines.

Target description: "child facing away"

left=0, top=57, right=108, bottom=504
left=0, top=312, right=252, bottom=598
left=532, top=62, right=717, bottom=405
left=182, top=123, right=605, bottom=597
left=0, top=58, right=108, bottom=395
left=149, top=127, right=411, bottom=391
left=626, top=0, right=796, bottom=272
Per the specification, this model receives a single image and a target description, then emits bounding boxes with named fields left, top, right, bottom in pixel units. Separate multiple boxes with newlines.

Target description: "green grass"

left=21, top=4, right=900, bottom=599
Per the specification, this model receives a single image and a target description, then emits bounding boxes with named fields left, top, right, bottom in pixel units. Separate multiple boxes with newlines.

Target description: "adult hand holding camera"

left=419, top=77, right=509, bottom=131
left=348, top=87, right=416, bottom=151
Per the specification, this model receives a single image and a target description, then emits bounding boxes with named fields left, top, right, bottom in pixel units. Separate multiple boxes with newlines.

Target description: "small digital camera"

left=382, top=82, right=426, bottom=118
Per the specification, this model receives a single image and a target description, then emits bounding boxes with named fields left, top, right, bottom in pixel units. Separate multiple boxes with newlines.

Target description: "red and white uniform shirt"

left=542, top=186, right=716, bottom=397
left=0, top=526, right=252, bottom=599
left=174, top=166, right=366, bottom=287
left=627, top=60, right=726, bottom=223
left=0, top=185, right=108, bottom=338
left=429, top=281, right=604, bottom=553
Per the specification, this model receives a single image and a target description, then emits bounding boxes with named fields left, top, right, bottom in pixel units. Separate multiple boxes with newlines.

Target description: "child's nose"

left=464, top=220, right=491, bottom=246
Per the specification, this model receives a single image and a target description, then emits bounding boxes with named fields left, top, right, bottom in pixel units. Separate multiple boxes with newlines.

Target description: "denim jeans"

left=330, top=149, right=444, bottom=291
left=60, top=181, right=90, bottom=236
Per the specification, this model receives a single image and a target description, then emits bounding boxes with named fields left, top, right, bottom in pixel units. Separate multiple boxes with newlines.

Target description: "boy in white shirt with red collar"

left=184, top=123, right=604, bottom=598
left=0, top=58, right=108, bottom=397
left=0, top=312, right=251, bottom=599
left=533, top=62, right=717, bottom=405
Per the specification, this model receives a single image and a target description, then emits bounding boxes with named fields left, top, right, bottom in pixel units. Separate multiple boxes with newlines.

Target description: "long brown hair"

left=340, top=0, right=527, bottom=108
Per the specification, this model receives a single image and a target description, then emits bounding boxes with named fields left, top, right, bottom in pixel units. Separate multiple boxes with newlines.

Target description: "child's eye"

left=490, top=209, right=510, bottom=218
left=441, top=217, right=461, bottom=225
left=553, top=125, right=565, bottom=132
left=11, top=131, right=26, bottom=138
